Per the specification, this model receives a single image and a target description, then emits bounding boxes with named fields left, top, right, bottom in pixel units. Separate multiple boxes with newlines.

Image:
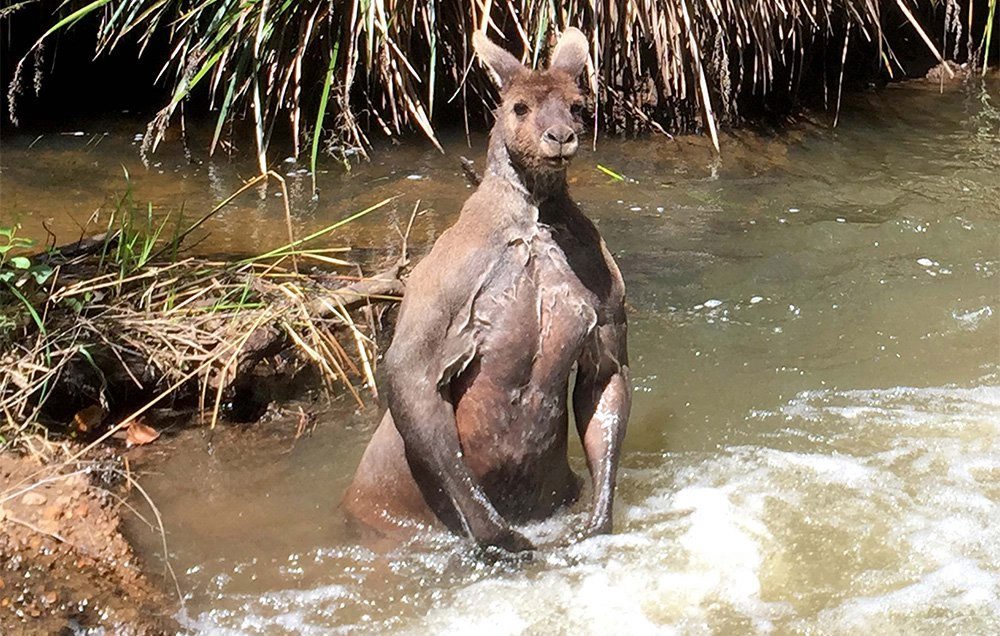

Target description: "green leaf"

left=38, top=0, right=113, bottom=41
left=62, top=296, right=84, bottom=314
left=5, top=283, right=44, bottom=334
left=30, top=264, right=54, bottom=286
left=211, top=75, right=238, bottom=154
left=10, top=256, right=30, bottom=270
left=168, top=48, right=224, bottom=108
left=597, top=164, right=626, bottom=182
left=311, top=40, right=340, bottom=194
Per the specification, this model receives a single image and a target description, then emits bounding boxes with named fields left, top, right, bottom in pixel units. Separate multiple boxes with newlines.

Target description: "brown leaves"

left=72, top=406, right=160, bottom=447
left=125, top=420, right=160, bottom=447
left=72, top=404, right=160, bottom=448
left=107, top=416, right=161, bottom=446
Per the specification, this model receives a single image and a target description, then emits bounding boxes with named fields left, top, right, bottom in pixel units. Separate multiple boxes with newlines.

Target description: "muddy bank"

left=0, top=167, right=403, bottom=633
left=0, top=453, right=179, bottom=634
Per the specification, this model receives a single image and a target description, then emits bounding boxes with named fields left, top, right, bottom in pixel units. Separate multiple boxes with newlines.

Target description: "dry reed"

left=0, top=179, right=401, bottom=451
left=5, top=1, right=991, bottom=174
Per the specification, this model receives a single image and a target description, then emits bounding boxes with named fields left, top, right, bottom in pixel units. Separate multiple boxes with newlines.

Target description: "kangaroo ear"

left=549, top=27, right=589, bottom=78
left=473, top=31, right=525, bottom=89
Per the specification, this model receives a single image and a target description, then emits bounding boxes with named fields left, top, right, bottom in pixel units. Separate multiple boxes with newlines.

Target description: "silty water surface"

left=2, top=79, right=998, bottom=633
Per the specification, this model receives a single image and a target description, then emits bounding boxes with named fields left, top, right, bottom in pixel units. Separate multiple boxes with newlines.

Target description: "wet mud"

left=0, top=454, right=178, bottom=634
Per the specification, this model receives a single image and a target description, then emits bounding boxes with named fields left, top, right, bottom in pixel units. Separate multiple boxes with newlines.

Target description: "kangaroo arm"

left=573, top=322, right=630, bottom=536
left=383, top=357, right=530, bottom=552
left=380, top=231, right=533, bottom=553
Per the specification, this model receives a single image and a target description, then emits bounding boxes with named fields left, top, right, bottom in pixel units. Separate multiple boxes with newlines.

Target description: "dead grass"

left=0, top=176, right=403, bottom=454
left=5, top=1, right=991, bottom=173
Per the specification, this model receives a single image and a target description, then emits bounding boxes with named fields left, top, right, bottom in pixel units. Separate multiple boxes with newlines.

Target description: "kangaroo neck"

left=484, top=126, right=568, bottom=206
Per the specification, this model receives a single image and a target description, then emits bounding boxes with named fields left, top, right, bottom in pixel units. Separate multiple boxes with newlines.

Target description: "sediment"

left=0, top=453, right=179, bottom=634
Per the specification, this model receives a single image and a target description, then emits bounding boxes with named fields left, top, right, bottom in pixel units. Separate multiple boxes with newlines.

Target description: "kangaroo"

left=343, top=28, right=630, bottom=553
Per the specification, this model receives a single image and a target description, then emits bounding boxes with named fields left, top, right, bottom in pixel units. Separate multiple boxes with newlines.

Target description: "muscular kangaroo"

left=343, top=28, right=630, bottom=553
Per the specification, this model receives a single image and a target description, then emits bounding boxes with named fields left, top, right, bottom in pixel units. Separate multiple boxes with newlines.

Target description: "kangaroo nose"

left=543, top=125, right=577, bottom=146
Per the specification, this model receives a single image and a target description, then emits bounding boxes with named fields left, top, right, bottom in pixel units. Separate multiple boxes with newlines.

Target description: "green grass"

left=596, top=164, right=626, bottom=182
left=984, top=0, right=997, bottom=76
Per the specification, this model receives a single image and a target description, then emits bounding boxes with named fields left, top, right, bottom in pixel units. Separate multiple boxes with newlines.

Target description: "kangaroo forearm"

left=576, top=368, right=630, bottom=530
left=386, top=390, right=509, bottom=540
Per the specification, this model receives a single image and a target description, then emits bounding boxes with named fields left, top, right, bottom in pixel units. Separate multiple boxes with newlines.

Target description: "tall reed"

left=5, top=1, right=992, bottom=174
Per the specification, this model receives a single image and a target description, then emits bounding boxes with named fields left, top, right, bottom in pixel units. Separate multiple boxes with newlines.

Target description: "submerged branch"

left=217, top=262, right=405, bottom=396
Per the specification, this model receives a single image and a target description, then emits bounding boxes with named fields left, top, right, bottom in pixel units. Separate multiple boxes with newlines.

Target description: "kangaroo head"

left=473, top=28, right=589, bottom=174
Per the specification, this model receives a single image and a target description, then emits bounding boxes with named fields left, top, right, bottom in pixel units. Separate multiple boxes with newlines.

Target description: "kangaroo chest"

left=471, top=222, right=600, bottom=385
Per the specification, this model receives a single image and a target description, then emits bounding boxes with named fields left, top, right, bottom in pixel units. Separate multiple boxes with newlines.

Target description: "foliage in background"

left=3, top=0, right=997, bottom=176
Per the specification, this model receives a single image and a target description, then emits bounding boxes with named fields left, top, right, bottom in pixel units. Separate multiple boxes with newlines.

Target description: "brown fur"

left=497, top=71, right=584, bottom=174
left=343, top=28, right=630, bottom=554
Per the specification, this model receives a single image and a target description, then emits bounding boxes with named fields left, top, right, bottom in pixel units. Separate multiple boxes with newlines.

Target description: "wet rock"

left=922, top=61, right=969, bottom=83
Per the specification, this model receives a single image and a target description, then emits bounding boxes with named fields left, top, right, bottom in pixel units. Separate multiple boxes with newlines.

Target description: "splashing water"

left=3, top=79, right=998, bottom=633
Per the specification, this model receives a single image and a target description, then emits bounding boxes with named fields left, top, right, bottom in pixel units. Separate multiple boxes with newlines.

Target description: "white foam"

left=812, top=561, right=1000, bottom=633
left=763, top=450, right=879, bottom=488
left=185, top=385, right=1000, bottom=634
left=953, top=305, right=993, bottom=330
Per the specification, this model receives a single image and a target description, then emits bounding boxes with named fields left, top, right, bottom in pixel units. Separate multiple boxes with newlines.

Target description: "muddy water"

left=3, top=79, right=999, bottom=633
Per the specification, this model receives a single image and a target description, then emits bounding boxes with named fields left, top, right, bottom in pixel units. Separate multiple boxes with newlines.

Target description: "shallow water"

left=3, top=79, right=999, bottom=633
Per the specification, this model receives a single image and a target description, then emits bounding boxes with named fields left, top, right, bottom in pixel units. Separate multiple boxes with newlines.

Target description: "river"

left=1, top=77, right=998, bottom=634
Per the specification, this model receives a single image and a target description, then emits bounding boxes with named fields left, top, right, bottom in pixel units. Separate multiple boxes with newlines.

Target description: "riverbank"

left=0, top=178, right=405, bottom=631
left=0, top=452, right=178, bottom=633
left=1, top=264, right=391, bottom=631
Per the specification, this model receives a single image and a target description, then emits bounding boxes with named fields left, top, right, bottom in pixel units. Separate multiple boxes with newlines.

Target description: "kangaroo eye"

left=570, top=102, right=584, bottom=117
left=513, top=102, right=530, bottom=117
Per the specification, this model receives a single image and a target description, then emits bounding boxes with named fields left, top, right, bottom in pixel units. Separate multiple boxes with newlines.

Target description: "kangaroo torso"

left=343, top=27, right=629, bottom=552
left=446, top=182, right=623, bottom=518
left=343, top=177, right=625, bottom=533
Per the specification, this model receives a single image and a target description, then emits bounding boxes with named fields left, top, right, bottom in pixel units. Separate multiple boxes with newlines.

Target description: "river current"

left=2, top=78, right=998, bottom=634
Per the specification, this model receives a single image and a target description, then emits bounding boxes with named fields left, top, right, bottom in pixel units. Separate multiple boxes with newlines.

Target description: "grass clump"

left=0, top=177, right=401, bottom=453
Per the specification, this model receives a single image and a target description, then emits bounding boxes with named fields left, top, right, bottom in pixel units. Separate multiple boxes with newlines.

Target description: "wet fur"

left=343, top=28, right=630, bottom=552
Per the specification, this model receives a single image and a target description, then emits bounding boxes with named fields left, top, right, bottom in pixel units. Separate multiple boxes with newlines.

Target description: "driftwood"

left=460, top=156, right=482, bottom=186
left=224, top=262, right=405, bottom=390
left=37, top=231, right=120, bottom=263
